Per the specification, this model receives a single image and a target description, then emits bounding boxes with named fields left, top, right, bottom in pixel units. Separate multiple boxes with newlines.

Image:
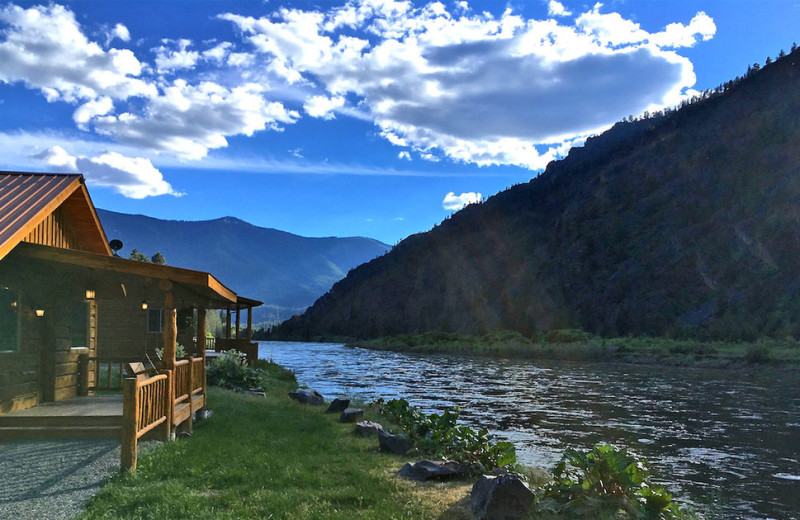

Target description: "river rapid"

left=259, top=341, right=800, bottom=519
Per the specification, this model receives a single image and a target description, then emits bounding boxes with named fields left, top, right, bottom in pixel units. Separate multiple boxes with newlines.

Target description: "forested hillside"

left=274, top=48, right=800, bottom=341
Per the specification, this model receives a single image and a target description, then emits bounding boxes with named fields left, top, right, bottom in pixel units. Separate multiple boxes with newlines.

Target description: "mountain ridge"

left=96, top=208, right=391, bottom=323
left=273, top=48, right=800, bottom=341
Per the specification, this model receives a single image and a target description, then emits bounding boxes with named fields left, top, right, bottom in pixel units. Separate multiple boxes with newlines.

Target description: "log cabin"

left=0, top=171, right=261, bottom=469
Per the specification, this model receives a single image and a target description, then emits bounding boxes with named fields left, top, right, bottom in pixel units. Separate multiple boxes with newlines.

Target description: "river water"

left=259, top=341, right=800, bottom=519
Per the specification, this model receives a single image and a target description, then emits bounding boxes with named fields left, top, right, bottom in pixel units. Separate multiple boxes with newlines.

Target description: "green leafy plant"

left=535, top=443, right=695, bottom=519
left=155, top=343, right=187, bottom=361
left=376, top=398, right=516, bottom=472
left=206, top=349, right=262, bottom=390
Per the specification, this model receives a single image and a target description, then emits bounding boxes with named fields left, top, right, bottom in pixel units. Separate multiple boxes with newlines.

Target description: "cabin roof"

left=0, top=171, right=111, bottom=260
left=13, top=242, right=238, bottom=307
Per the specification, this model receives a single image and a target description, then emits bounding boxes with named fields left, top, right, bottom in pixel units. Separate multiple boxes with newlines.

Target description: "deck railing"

left=78, top=355, right=143, bottom=394
left=173, top=359, right=191, bottom=405
left=121, top=373, right=171, bottom=471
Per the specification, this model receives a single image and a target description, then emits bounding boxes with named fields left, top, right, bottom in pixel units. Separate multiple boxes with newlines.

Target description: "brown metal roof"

left=0, top=171, right=111, bottom=260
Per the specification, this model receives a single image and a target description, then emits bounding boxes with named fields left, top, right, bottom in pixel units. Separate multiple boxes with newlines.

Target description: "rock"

left=378, top=429, right=412, bottom=454
left=288, top=388, right=324, bottom=405
left=398, top=459, right=471, bottom=481
left=340, top=408, right=364, bottom=423
left=325, top=397, right=351, bottom=413
left=471, top=474, right=535, bottom=520
left=355, top=421, right=383, bottom=437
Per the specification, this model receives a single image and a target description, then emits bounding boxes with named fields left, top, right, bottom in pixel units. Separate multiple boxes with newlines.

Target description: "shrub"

left=546, top=329, right=593, bottom=344
left=744, top=344, right=772, bottom=364
left=534, top=443, right=696, bottom=519
left=155, top=343, right=187, bottom=361
left=207, top=350, right=262, bottom=390
left=376, top=398, right=516, bottom=472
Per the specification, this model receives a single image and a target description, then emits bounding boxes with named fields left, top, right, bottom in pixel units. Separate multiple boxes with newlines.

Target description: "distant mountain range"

left=273, top=48, right=800, bottom=341
left=96, top=209, right=390, bottom=323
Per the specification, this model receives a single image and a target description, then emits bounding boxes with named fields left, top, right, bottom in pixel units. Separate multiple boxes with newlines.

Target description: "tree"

left=129, top=248, right=150, bottom=262
left=151, top=252, right=167, bottom=265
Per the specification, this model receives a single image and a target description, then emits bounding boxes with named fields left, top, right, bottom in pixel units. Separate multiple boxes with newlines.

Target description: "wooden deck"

left=0, top=396, right=123, bottom=440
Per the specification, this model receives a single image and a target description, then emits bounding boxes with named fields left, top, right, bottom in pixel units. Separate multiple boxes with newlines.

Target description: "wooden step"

left=0, top=415, right=122, bottom=428
left=0, top=425, right=122, bottom=440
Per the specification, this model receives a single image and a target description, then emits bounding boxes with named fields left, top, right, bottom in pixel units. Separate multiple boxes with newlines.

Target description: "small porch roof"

left=11, top=241, right=238, bottom=308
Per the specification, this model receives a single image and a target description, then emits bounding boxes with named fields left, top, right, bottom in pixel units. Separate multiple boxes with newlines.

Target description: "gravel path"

left=0, top=438, right=146, bottom=520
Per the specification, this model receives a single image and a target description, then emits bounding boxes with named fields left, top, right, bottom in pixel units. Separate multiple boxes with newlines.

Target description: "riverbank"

left=76, top=361, right=475, bottom=520
left=349, top=330, right=800, bottom=368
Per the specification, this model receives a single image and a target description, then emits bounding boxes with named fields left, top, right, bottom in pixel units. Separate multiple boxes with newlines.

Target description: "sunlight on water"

left=261, top=341, right=800, bottom=520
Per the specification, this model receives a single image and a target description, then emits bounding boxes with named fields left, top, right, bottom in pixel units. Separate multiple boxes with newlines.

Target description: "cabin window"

left=0, top=287, right=19, bottom=352
left=147, top=308, right=162, bottom=333
left=70, top=302, right=89, bottom=347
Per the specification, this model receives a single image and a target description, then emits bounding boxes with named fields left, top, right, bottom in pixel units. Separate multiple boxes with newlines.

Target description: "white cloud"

left=398, top=151, right=411, bottom=160
left=548, top=1, right=571, bottom=17
left=303, top=95, right=345, bottom=119
left=0, top=4, right=155, bottom=102
left=154, top=39, right=200, bottom=73
left=224, top=1, right=715, bottom=170
left=90, top=80, right=299, bottom=160
left=32, top=146, right=179, bottom=198
left=73, top=96, right=114, bottom=128
left=110, top=23, right=130, bottom=43
left=442, top=191, right=481, bottom=211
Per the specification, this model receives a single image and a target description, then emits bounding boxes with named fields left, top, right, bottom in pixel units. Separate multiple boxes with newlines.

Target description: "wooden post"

left=196, top=307, right=206, bottom=359
left=121, top=377, right=138, bottom=471
left=78, top=354, right=89, bottom=397
left=235, top=304, right=241, bottom=340
left=247, top=306, right=253, bottom=341
left=225, top=306, right=231, bottom=339
left=163, top=293, right=176, bottom=371
left=162, top=368, right=174, bottom=441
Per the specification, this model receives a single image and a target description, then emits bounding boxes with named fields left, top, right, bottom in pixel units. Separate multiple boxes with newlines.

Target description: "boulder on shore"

left=398, top=459, right=470, bottom=481
left=378, top=429, right=412, bottom=454
left=288, top=388, right=324, bottom=405
left=325, top=398, right=351, bottom=413
left=470, top=474, right=535, bottom=520
left=355, top=421, right=383, bottom=437
left=340, top=408, right=364, bottom=423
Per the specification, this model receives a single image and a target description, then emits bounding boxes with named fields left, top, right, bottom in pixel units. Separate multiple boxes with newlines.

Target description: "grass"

left=77, top=360, right=474, bottom=520
left=350, top=330, right=800, bottom=367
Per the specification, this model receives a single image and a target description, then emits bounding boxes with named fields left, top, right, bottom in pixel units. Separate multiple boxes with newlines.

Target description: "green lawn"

left=77, top=362, right=473, bottom=520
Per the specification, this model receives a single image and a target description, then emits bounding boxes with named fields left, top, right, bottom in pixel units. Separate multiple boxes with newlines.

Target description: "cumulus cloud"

left=223, top=0, right=715, bottom=169
left=90, top=80, right=300, bottom=159
left=153, top=39, right=200, bottom=72
left=0, top=4, right=299, bottom=167
left=109, top=23, right=130, bottom=43
left=303, top=95, right=345, bottom=119
left=0, top=4, right=154, bottom=102
left=443, top=191, right=481, bottom=211
left=398, top=151, right=411, bottom=160
left=32, top=146, right=179, bottom=198
left=548, top=1, right=571, bottom=17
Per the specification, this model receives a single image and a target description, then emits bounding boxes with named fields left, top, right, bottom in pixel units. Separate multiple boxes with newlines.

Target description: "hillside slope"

left=275, top=49, right=800, bottom=341
left=97, top=210, right=390, bottom=322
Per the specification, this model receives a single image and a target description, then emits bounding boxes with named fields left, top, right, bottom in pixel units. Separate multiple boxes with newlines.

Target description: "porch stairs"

left=0, top=415, right=122, bottom=440
left=0, top=396, right=124, bottom=440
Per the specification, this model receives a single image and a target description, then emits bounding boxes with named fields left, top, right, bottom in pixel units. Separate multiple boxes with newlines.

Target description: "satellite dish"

left=109, top=239, right=123, bottom=256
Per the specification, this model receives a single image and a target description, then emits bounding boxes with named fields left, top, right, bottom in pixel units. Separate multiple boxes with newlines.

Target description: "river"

left=259, top=341, right=800, bottom=519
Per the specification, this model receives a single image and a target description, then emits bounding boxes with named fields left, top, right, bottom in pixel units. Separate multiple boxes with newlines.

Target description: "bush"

left=546, top=329, right=593, bottom=344
left=155, top=343, right=187, bottom=361
left=376, top=398, right=516, bottom=472
left=207, top=350, right=262, bottom=390
left=534, top=443, right=696, bottom=519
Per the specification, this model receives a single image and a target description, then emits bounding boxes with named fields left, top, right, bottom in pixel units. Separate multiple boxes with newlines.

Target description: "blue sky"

left=0, top=0, right=797, bottom=245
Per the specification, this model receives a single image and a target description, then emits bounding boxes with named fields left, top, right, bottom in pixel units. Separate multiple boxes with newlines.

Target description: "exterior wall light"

left=85, top=289, right=96, bottom=299
left=141, top=300, right=148, bottom=310
left=35, top=309, right=45, bottom=317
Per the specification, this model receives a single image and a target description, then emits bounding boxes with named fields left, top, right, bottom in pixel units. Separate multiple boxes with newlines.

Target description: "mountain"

left=274, top=49, right=800, bottom=342
left=96, top=209, right=391, bottom=323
